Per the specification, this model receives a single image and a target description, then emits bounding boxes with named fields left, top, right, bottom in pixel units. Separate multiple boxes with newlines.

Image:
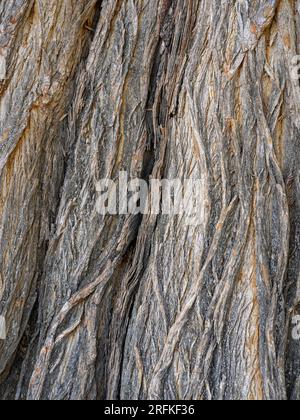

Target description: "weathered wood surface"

left=0, top=0, right=300, bottom=400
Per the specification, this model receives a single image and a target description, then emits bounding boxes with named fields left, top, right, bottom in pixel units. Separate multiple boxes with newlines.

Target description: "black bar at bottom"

left=102, top=401, right=202, bottom=417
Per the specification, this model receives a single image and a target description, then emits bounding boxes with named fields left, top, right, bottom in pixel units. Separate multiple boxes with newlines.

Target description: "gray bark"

left=0, top=0, right=300, bottom=400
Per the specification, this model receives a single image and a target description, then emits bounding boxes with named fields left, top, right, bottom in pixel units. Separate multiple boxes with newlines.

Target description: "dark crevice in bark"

left=105, top=7, right=181, bottom=396
left=114, top=269, right=140, bottom=400
left=0, top=282, right=39, bottom=400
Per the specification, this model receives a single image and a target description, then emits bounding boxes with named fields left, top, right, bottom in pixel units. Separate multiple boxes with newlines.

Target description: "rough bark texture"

left=0, top=0, right=300, bottom=401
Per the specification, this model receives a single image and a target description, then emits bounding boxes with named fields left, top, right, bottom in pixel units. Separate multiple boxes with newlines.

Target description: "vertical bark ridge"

left=0, top=0, right=102, bottom=396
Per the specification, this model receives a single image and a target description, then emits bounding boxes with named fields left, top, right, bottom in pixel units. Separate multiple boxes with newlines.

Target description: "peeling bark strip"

left=0, top=0, right=300, bottom=401
left=0, top=316, right=6, bottom=340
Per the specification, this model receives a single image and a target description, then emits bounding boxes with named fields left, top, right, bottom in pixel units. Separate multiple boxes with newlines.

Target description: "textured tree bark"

left=0, top=0, right=300, bottom=401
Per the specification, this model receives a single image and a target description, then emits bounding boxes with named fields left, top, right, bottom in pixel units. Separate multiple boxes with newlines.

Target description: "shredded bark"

left=0, top=0, right=300, bottom=400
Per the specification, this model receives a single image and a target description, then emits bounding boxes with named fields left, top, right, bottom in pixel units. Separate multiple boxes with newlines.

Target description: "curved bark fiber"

left=0, top=0, right=300, bottom=401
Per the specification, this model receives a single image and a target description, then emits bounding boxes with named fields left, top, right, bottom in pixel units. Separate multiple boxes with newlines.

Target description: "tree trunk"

left=0, top=0, right=300, bottom=401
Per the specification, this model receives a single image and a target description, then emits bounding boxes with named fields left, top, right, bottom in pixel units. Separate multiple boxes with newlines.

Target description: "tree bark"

left=0, top=0, right=300, bottom=400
